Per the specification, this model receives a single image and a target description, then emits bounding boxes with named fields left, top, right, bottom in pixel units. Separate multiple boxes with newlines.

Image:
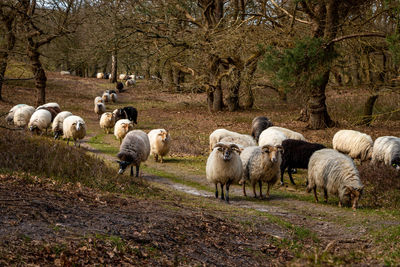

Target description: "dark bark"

left=226, top=68, right=241, bottom=111
left=0, top=8, right=16, bottom=101
left=359, top=94, right=378, bottom=126
left=27, top=44, right=47, bottom=106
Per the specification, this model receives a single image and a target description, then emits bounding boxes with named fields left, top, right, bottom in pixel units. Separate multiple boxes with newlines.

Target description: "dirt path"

left=80, top=141, right=392, bottom=259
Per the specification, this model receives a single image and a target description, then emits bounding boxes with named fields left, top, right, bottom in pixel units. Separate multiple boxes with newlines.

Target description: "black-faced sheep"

left=28, top=109, right=52, bottom=135
left=113, top=106, right=138, bottom=124
left=240, top=145, right=283, bottom=199
left=206, top=143, right=243, bottom=203
left=280, top=139, right=326, bottom=185
left=116, top=82, right=124, bottom=92
left=332, top=129, right=373, bottom=162
left=52, top=111, right=73, bottom=139
left=117, top=130, right=150, bottom=177
left=63, top=115, right=86, bottom=147
left=371, top=136, right=400, bottom=170
left=251, top=116, right=273, bottom=143
left=148, top=129, right=171, bottom=163
left=307, top=148, right=364, bottom=210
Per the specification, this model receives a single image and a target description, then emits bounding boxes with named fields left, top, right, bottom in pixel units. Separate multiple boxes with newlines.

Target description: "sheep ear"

left=261, top=145, right=270, bottom=153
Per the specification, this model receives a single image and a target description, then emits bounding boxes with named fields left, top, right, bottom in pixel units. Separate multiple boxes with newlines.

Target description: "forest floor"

left=0, top=72, right=400, bottom=265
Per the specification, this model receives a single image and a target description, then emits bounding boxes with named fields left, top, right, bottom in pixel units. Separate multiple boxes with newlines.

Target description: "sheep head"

left=116, top=154, right=133, bottom=174
left=158, top=130, right=170, bottom=142
left=261, top=145, right=283, bottom=163
left=213, top=143, right=241, bottom=161
left=74, top=121, right=85, bottom=131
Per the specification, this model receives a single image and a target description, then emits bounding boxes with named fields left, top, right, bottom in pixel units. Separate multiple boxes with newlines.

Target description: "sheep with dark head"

left=251, top=116, right=273, bottom=143
left=206, top=143, right=243, bottom=203
left=113, top=106, right=138, bottom=124
left=280, top=139, right=326, bottom=185
left=117, top=130, right=150, bottom=177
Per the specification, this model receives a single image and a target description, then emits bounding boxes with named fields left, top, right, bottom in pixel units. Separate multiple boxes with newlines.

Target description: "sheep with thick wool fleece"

left=117, top=130, right=150, bottom=177
left=6, top=104, right=28, bottom=124
left=96, top=73, right=104, bottom=79
left=268, top=126, right=306, bottom=141
left=148, top=129, right=171, bottom=163
left=332, top=129, right=373, bottom=162
left=36, top=102, right=60, bottom=111
left=102, top=92, right=110, bottom=103
left=52, top=111, right=73, bottom=139
left=206, top=143, right=243, bottom=202
left=209, top=129, right=256, bottom=151
left=307, top=149, right=364, bottom=210
left=94, top=96, right=103, bottom=105
left=13, top=105, right=35, bottom=128
left=240, top=145, right=283, bottom=199
left=258, top=127, right=287, bottom=147
left=125, top=79, right=136, bottom=87
left=251, top=116, right=273, bottom=143
left=114, top=119, right=134, bottom=144
left=100, top=112, right=116, bottom=134
left=28, top=109, right=52, bottom=135
left=94, top=102, right=106, bottom=119
left=371, top=136, right=400, bottom=169
left=63, top=115, right=86, bottom=147
left=36, top=106, right=61, bottom=122
left=110, top=93, right=117, bottom=103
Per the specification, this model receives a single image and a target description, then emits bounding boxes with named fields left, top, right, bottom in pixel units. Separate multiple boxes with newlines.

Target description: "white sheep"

left=36, top=102, right=60, bottom=111
left=13, top=105, right=35, bottom=128
left=117, top=130, right=150, bottom=177
left=332, top=129, right=373, bottom=162
left=5, top=104, right=28, bottom=124
left=114, top=119, right=134, bottom=144
left=371, top=136, right=400, bottom=169
left=96, top=73, right=104, bottom=79
left=99, top=112, right=116, bottom=134
left=94, top=96, right=103, bottom=105
left=209, top=129, right=256, bottom=151
left=110, top=92, right=117, bottom=103
left=258, top=127, right=287, bottom=146
left=94, top=102, right=106, bottom=119
left=102, top=92, right=110, bottom=103
left=240, top=145, right=283, bottom=199
left=28, top=109, right=52, bottom=135
left=119, top=74, right=127, bottom=80
left=148, top=129, right=171, bottom=163
left=60, top=71, right=70, bottom=75
left=206, top=143, right=243, bottom=202
left=125, top=79, right=136, bottom=87
left=52, top=111, right=73, bottom=139
left=63, top=115, right=86, bottom=147
left=268, top=126, right=306, bottom=141
left=307, top=148, right=364, bottom=210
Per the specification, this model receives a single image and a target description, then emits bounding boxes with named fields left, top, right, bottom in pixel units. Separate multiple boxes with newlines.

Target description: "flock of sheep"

left=6, top=103, right=86, bottom=146
left=5, top=82, right=400, bottom=211
left=206, top=116, right=400, bottom=210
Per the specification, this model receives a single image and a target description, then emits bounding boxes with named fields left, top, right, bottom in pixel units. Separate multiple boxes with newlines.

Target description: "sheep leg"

left=220, top=184, right=224, bottom=200
left=280, top=166, right=286, bottom=185
left=66, top=138, right=70, bottom=145
left=288, top=167, right=296, bottom=185
left=266, top=182, right=271, bottom=199
left=259, top=180, right=264, bottom=199
left=130, top=166, right=133, bottom=176
left=225, top=181, right=231, bottom=203
left=154, top=154, right=159, bottom=162
left=313, top=186, right=319, bottom=202
left=324, top=188, right=328, bottom=203
left=160, top=156, right=163, bottom=163
left=242, top=182, right=247, bottom=197
left=252, top=182, right=257, bottom=198
left=215, top=184, right=218, bottom=199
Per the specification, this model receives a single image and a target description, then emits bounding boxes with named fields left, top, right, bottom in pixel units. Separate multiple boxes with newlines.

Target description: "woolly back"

left=29, top=109, right=52, bottom=128
left=13, top=106, right=35, bottom=127
left=258, top=128, right=287, bottom=146
left=269, top=126, right=306, bottom=141
left=119, top=130, right=150, bottom=163
left=52, top=111, right=72, bottom=132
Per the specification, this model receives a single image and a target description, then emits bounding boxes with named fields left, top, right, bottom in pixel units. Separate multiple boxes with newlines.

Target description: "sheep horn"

left=276, top=145, right=284, bottom=153
left=213, top=143, right=228, bottom=150
left=261, top=145, right=271, bottom=153
left=229, top=144, right=241, bottom=154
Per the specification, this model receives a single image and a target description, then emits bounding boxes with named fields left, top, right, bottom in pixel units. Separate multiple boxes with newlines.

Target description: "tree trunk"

left=27, top=44, right=46, bottom=106
left=359, top=94, right=378, bottom=126
left=307, top=70, right=335, bottom=129
left=242, top=62, right=257, bottom=109
left=0, top=16, right=15, bottom=101
left=226, top=68, right=241, bottom=111
left=110, top=50, right=117, bottom=83
left=213, top=81, right=223, bottom=111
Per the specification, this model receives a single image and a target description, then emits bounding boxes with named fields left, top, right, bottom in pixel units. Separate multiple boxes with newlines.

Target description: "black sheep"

left=280, top=139, right=325, bottom=185
left=116, top=82, right=124, bottom=92
left=114, top=106, right=138, bottom=124
left=251, top=116, right=273, bottom=143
